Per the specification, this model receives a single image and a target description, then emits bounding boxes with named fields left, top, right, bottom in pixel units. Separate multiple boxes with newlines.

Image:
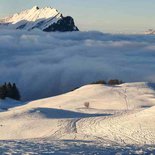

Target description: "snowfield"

left=0, top=82, right=155, bottom=154
left=1, top=140, right=155, bottom=155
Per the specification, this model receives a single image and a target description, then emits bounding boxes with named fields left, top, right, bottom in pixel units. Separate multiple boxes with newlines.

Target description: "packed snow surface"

left=0, top=82, right=155, bottom=154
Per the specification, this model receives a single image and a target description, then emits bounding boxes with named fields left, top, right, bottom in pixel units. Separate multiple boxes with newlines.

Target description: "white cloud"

left=0, top=29, right=155, bottom=101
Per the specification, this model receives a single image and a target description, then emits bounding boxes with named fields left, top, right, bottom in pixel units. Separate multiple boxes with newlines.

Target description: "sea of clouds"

left=0, top=29, right=155, bottom=101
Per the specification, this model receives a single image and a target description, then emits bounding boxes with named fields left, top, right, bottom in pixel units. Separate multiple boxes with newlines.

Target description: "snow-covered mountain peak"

left=9, top=6, right=60, bottom=23
left=145, top=29, right=155, bottom=35
left=0, top=6, right=79, bottom=32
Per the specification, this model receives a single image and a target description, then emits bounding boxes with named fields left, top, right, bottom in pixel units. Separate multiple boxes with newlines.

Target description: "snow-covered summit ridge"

left=0, top=6, right=61, bottom=24
left=145, top=29, right=155, bottom=35
left=0, top=6, right=79, bottom=32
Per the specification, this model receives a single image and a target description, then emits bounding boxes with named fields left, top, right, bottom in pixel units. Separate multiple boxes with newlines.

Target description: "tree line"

left=0, top=82, right=21, bottom=100
left=71, top=79, right=124, bottom=92
left=92, top=79, right=123, bottom=85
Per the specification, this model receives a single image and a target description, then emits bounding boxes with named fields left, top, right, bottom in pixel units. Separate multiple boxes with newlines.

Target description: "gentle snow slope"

left=0, top=82, right=155, bottom=145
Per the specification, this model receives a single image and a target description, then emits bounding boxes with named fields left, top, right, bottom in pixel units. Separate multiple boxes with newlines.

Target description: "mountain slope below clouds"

left=0, top=6, right=79, bottom=32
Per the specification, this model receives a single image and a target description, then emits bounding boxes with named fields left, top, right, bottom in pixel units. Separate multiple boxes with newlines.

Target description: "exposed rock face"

left=44, top=16, right=79, bottom=32
left=0, top=6, right=79, bottom=32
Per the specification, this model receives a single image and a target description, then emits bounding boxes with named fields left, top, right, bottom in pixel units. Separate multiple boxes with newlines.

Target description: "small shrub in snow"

left=84, top=102, right=90, bottom=109
left=108, top=79, right=123, bottom=85
left=91, top=80, right=107, bottom=85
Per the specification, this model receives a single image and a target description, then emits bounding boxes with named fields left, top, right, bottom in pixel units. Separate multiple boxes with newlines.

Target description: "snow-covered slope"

left=145, top=29, right=155, bottom=35
left=0, top=82, right=155, bottom=146
left=0, top=6, right=79, bottom=32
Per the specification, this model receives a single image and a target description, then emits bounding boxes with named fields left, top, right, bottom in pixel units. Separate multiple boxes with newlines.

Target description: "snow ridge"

left=0, top=6, right=78, bottom=32
left=145, top=29, right=155, bottom=35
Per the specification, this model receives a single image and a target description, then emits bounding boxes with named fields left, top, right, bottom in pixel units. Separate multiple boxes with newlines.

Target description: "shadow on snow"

left=28, top=107, right=111, bottom=119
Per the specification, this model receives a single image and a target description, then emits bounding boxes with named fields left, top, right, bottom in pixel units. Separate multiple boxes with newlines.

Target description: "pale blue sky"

left=0, top=0, right=155, bottom=33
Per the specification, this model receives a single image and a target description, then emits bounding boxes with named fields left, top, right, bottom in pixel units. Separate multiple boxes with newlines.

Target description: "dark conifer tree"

left=0, top=85, right=7, bottom=99
left=12, top=83, right=21, bottom=100
left=6, top=82, right=13, bottom=99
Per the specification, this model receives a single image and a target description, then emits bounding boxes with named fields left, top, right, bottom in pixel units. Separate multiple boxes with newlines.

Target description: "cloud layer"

left=0, top=29, right=155, bottom=101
